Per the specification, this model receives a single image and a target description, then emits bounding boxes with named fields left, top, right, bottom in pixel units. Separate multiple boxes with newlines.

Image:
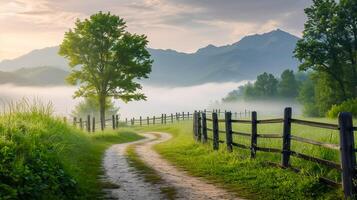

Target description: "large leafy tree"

left=59, top=12, right=152, bottom=130
left=295, top=0, right=357, bottom=115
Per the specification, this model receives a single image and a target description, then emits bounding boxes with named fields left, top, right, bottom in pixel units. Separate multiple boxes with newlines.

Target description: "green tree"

left=278, top=70, right=299, bottom=98
left=298, top=74, right=319, bottom=116
left=295, top=0, right=357, bottom=115
left=71, top=96, right=119, bottom=119
left=254, top=72, right=278, bottom=97
left=59, top=12, right=152, bottom=130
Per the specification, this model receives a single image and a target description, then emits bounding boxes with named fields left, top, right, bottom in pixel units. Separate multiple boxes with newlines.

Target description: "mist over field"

left=0, top=81, right=302, bottom=118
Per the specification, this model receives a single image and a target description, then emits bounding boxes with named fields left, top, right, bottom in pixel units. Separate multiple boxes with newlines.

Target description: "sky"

left=0, top=0, right=312, bottom=61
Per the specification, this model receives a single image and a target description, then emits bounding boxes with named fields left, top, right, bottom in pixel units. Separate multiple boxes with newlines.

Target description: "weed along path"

left=103, top=131, right=241, bottom=200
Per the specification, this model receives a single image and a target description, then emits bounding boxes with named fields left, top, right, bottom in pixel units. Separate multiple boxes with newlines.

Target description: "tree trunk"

left=99, top=95, right=106, bottom=131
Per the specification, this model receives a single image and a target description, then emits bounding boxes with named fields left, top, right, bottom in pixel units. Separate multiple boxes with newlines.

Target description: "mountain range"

left=0, top=29, right=300, bottom=86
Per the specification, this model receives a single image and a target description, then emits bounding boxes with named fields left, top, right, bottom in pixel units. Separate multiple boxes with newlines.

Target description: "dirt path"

left=135, top=132, right=242, bottom=200
left=101, top=138, right=165, bottom=200
left=102, top=132, right=242, bottom=200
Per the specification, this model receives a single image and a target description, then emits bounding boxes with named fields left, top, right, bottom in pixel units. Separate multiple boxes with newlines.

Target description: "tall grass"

left=0, top=99, right=143, bottom=199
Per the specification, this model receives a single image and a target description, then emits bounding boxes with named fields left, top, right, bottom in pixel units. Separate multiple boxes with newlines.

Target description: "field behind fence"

left=193, top=108, right=357, bottom=199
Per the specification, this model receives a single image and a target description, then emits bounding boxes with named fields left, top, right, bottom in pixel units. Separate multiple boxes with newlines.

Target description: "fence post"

left=116, top=115, right=119, bottom=128
left=225, top=111, right=233, bottom=152
left=80, top=118, right=83, bottom=130
left=73, top=117, right=77, bottom=127
left=197, top=112, right=202, bottom=142
left=250, top=111, right=258, bottom=158
left=87, top=115, right=91, bottom=132
left=153, top=116, right=156, bottom=125
left=187, top=112, right=190, bottom=119
left=171, top=114, right=173, bottom=123
left=202, top=112, right=207, bottom=143
left=193, top=111, right=197, bottom=140
left=212, top=112, right=219, bottom=150
left=182, top=112, right=185, bottom=120
left=125, top=118, right=128, bottom=125
left=161, top=114, right=164, bottom=124
left=147, top=117, right=149, bottom=125
left=140, top=116, right=142, bottom=126
left=112, top=115, right=115, bottom=130
left=282, top=107, right=292, bottom=168
left=164, top=114, right=167, bottom=124
left=338, top=112, right=356, bottom=199
left=92, top=117, right=95, bottom=132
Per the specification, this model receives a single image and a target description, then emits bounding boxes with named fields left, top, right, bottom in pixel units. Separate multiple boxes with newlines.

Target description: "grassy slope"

left=133, top=118, right=343, bottom=200
left=0, top=109, right=143, bottom=199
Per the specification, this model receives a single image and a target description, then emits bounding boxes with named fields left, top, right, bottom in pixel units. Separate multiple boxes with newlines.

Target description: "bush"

left=0, top=100, right=80, bottom=199
left=327, top=98, right=357, bottom=118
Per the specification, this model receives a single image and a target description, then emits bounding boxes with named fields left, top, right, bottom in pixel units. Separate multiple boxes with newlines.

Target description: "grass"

left=126, top=142, right=177, bottom=200
left=131, top=117, right=344, bottom=200
left=0, top=99, right=143, bottom=199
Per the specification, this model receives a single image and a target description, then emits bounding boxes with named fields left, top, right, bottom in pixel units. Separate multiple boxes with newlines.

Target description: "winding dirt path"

left=102, top=132, right=242, bottom=200
left=101, top=138, right=165, bottom=200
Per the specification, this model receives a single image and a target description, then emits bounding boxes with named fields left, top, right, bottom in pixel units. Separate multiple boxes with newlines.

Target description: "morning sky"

left=0, top=0, right=311, bottom=61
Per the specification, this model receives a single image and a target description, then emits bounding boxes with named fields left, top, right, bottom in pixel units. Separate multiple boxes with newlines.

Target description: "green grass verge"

left=126, top=143, right=177, bottom=200
left=132, top=119, right=343, bottom=200
left=0, top=101, right=143, bottom=199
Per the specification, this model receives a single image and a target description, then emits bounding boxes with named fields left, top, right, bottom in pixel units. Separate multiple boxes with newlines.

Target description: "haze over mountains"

left=0, top=29, right=300, bottom=86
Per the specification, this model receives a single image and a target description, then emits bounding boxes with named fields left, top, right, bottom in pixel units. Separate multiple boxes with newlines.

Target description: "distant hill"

left=146, top=29, right=300, bottom=86
left=0, top=29, right=300, bottom=86
left=0, top=66, right=68, bottom=86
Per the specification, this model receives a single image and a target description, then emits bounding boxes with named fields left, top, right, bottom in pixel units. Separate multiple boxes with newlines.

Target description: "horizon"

left=0, top=0, right=311, bottom=61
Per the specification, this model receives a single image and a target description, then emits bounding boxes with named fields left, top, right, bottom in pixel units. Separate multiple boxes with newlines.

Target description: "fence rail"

left=193, top=108, right=357, bottom=199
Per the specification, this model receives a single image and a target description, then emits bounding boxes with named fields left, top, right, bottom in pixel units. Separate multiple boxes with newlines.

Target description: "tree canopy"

left=59, top=12, right=152, bottom=129
left=294, top=0, right=357, bottom=115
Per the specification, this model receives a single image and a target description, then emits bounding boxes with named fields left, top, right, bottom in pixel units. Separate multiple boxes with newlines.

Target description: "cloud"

left=0, top=0, right=312, bottom=60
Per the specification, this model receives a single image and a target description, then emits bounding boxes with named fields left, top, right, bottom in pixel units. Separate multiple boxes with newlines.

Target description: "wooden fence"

left=72, top=111, right=196, bottom=132
left=193, top=108, right=357, bottom=199
left=71, top=109, right=251, bottom=132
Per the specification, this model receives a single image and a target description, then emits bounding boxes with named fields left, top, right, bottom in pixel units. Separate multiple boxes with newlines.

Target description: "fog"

left=0, top=81, right=301, bottom=118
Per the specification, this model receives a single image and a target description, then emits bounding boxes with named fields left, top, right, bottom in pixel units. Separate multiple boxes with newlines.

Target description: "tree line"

left=223, top=70, right=304, bottom=102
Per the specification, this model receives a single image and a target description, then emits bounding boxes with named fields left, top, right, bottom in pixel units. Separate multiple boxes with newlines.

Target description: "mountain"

left=0, top=29, right=300, bottom=86
left=146, top=29, right=300, bottom=85
left=0, top=46, right=67, bottom=71
left=0, top=66, right=68, bottom=86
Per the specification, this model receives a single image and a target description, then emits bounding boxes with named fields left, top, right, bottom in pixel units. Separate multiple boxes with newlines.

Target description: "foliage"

left=327, top=98, right=357, bottom=118
left=278, top=70, right=299, bottom=98
left=298, top=74, right=319, bottom=117
left=222, top=70, right=302, bottom=102
left=59, top=12, right=152, bottom=128
left=0, top=100, right=142, bottom=199
left=71, top=96, right=119, bottom=119
left=294, top=0, right=357, bottom=115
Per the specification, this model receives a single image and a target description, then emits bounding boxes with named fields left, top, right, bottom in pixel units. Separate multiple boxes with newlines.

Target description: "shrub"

left=327, top=98, right=357, bottom=118
left=0, top=100, right=80, bottom=199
